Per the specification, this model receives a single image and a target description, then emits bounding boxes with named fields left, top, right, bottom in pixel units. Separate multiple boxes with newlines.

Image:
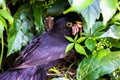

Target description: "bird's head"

left=50, top=18, right=82, bottom=36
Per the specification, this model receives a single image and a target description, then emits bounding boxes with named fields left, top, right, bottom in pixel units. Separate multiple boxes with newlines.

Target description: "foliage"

left=0, top=0, right=45, bottom=68
left=7, top=4, right=34, bottom=56
left=64, top=0, right=120, bottom=79
left=0, top=0, right=13, bottom=70
left=0, top=0, right=120, bottom=80
left=77, top=49, right=120, bottom=80
left=64, top=0, right=94, bottom=14
left=7, top=2, right=45, bottom=56
left=65, top=34, right=87, bottom=56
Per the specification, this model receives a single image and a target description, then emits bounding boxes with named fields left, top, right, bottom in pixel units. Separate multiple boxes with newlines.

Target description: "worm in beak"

left=72, top=21, right=82, bottom=35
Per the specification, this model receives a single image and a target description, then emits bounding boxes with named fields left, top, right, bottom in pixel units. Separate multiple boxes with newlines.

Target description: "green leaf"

left=107, top=38, right=120, bottom=48
left=112, top=12, right=120, bottom=24
left=7, top=27, right=23, bottom=56
left=0, top=0, right=6, bottom=8
left=65, top=36, right=74, bottom=42
left=77, top=49, right=120, bottom=80
left=32, top=2, right=45, bottom=34
left=77, top=37, right=86, bottom=43
left=7, top=4, right=35, bottom=56
left=0, top=16, right=7, bottom=29
left=68, top=0, right=73, bottom=5
left=0, top=24, right=4, bottom=38
left=100, top=0, right=118, bottom=25
left=91, top=21, right=104, bottom=35
left=81, top=0, right=101, bottom=34
left=74, top=34, right=78, bottom=41
left=75, top=43, right=87, bottom=56
left=100, top=25, right=120, bottom=39
left=0, top=9, right=13, bottom=24
left=85, top=38, right=96, bottom=51
left=92, top=32, right=104, bottom=38
left=63, top=0, right=94, bottom=14
left=65, top=43, right=74, bottom=53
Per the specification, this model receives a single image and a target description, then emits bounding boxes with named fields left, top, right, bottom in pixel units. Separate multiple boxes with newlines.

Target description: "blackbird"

left=0, top=18, right=80, bottom=80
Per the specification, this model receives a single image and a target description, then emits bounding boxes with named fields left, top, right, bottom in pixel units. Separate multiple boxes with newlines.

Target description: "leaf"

left=0, top=24, right=4, bottom=38
left=0, top=16, right=7, bottom=29
left=81, top=0, right=101, bottom=34
left=7, top=4, right=35, bottom=56
left=77, top=37, right=86, bottom=43
left=7, top=27, right=23, bottom=56
left=63, top=0, right=94, bottom=14
left=77, top=49, right=120, bottom=80
left=85, top=38, right=96, bottom=51
left=100, top=0, right=118, bottom=25
left=112, top=12, right=120, bottom=24
left=107, top=38, right=120, bottom=48
left=0, top=9, right=13, bottom=24
left=91, top=21, right=104, bottom=35
left=32, top=2, right=45, bottom=34
left=0, top=0, right=6, bottom=8
left=65, top=36, right=74, bottom=42
left=68, top=0, right=73, bottom=5
left=92, top=32, right=104, bottom=38
left=100, top=25, right=120, bottom=39
left=75, top=43, right=87, bottom=56
left=74, top=34, right=78, bottom=41
left=65, top=43, right=74, bottom=53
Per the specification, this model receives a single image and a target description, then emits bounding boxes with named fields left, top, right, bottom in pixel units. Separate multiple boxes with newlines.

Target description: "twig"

left=47, top=73, right=64, bottom=77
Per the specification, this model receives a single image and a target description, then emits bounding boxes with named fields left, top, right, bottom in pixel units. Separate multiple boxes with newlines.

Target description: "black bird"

left=0, top=18, right=79, bottom=80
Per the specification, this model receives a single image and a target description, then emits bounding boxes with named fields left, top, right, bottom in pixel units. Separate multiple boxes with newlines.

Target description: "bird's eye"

left=66, top=22, right=73, bottom=27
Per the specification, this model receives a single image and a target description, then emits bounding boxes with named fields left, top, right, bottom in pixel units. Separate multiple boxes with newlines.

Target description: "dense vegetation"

left=0, top=0, right=120, bottom=80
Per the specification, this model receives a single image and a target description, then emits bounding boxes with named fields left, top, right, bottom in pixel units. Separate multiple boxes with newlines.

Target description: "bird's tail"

left=0, top=66, right=46, bottom=80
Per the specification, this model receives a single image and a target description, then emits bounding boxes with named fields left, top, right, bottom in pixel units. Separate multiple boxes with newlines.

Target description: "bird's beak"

left=72, top=21, right=82, bottom=35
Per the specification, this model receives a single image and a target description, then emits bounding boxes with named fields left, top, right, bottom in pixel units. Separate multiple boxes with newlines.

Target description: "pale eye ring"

left=66, top=22, right=73, bottom=27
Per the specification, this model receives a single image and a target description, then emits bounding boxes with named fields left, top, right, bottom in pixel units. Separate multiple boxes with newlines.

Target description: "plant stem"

left=0, top=36, right=4, bottom=71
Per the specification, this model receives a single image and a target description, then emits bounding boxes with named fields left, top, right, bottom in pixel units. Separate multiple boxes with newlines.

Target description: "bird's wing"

left=14, top=32, right=68, bottom=69
left=15, top=38, right=68, bottom=69
left=14, top=34, right=42, bottom=66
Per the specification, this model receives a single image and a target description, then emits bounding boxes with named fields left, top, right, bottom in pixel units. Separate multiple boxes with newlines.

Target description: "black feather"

left=0, top=18, right=75, bottom=80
